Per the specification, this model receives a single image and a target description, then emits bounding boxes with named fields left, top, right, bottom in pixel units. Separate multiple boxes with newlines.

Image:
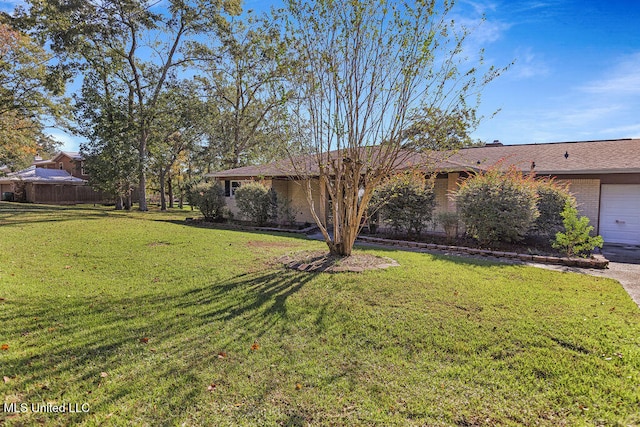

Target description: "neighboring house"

left=32, top=151, right=89, bottom=179
left=209, top=139, right=640, bottom=245
left=0, top=152, right=107, bottom=205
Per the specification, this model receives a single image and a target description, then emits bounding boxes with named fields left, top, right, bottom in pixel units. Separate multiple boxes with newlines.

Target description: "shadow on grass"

left=0, top=268, right=315, bottom=425
left=154, top=217, right=314, bottom=240
left=0, top=202, right=112, bottom=227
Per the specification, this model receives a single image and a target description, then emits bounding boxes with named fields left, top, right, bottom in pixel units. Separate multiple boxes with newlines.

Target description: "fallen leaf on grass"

left=100, top=372, right=108, bottom=378
left=250, top=342, right=260, bottom=351
left=217, top=351, right=227, bottom=359
left=139, top=337, right=149, bottom=344
left=295, top=383, right=302, bottom=390
left=207, top=383, right=216, bottom=392
left=1, top=344, right=8, bottom=351
left=64, top=265, right=72, bottom=269
left=3, top=376, right=10, bottom=383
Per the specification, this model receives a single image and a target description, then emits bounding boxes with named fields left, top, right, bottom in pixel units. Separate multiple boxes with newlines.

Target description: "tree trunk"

left=125, top=188, right=132, bottom=210
left=168, top=173, right=174, bottom=208
left=138, top=135, right=148, bottom=211
left=115, top=196, right=123, bottom=210
left=159, top=167, right=167, bottom=211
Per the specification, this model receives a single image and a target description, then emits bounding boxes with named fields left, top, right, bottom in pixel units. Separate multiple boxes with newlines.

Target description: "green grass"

left=0, top=202, right=639, bottom=426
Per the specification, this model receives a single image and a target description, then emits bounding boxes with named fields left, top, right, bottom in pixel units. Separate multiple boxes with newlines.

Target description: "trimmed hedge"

left=455, top=166, right=538, bottom=245
left=371, top=172, right=436, bottom=236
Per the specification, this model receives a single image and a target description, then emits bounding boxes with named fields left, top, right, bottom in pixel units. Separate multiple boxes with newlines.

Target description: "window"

left=224, top=180, right=242, bottom=197
left=59, top=162, right=64, bottom=170
left=231, top=181, right=242, bottom=196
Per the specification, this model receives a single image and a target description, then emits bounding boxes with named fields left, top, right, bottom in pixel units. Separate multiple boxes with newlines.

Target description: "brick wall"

left=560, top=178, right=601, bottom=232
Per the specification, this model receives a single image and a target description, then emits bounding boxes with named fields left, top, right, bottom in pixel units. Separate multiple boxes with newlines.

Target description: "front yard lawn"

left=0, top=203, right=638, bottom=426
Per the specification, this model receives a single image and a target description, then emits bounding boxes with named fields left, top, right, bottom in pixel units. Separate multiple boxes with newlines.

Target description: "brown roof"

left=447, top=139, right=640, bottom=174
left=208, top=138, right=640, bottom=179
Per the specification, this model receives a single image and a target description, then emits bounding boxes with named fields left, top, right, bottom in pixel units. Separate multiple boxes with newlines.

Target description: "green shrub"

left=532, top=179, right=575, bottom=238
left=371, top=172, right=436, bottom=236
left=436, top=211, right=460, bottom=240
left=188, top=182, right=226, bottom=221
left=234, top=182, right=276, bottom=226
left=552, top=203, right=604, bottom=257
left=455, top=165, right=538, bottom=245
left=276, top=197, right=299, bottom=226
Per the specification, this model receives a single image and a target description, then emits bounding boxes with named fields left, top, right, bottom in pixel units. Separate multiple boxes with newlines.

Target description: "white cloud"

left=513, top=1, right=556, bottom=13
left=600, top=123, right=640, bottom=137
left=509, top=47, right=550, bottom=79
left=460, top=0, right=498, bottom=15
left=580, top=53, right=640, bottom=95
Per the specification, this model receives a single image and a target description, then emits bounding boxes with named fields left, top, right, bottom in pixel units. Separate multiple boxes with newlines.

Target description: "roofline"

left=207, top=138, right=640, bottom=178
left=534, top=168, right=640, bottom=175
left=209, top=167, right=640, bottom=180
left=463, top=138, right=635, bottom=149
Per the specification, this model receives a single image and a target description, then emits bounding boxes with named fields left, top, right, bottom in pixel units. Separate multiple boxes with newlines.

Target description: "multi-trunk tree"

left=281, top=0, right=505, bottom=256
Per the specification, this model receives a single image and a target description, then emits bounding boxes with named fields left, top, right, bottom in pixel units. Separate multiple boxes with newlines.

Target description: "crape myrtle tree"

left=21, top=0, right=241, bottom=211
left=281, top=0, right=504, bottom=256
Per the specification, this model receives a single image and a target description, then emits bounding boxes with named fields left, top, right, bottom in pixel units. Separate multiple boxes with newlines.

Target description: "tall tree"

left=0, top=22, right=66, bottom=170
left=197, top=13, right=294, bottom=171
left=281, top=0, right=504, bottom=256
left=148, top=80, right=208, bottom=210
left=22, top=0, right=241, bottom=210
left=76, top=65, right=138, bottom=209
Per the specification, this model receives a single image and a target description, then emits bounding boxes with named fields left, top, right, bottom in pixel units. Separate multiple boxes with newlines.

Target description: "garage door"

left=599, top=184, right=640, bottom=245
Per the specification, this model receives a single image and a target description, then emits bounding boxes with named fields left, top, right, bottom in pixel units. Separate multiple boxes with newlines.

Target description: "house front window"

left=224, top=180, right=243, bottom=197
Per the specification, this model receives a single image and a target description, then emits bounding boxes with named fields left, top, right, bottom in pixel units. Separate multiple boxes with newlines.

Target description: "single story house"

left=208, top=139, right=640, bottom=245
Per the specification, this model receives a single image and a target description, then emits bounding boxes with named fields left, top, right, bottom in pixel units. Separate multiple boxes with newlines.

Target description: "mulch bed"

left=278, top=250, right=400, bottom=273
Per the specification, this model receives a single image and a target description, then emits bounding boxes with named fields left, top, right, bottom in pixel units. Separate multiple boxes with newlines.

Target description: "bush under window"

left=371, top=172, right=436, bottom=237
left=234, top=182, right=277, bottom=226
left=188, top=182, right=226, bottom=221
left=455, top=166, right=539, bottom=245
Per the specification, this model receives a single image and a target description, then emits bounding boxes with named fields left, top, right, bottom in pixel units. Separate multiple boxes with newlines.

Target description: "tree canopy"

left=0, top=22, right=66, bottom=170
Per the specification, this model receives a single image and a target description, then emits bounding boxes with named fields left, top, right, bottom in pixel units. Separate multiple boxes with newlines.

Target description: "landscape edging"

left=356, top=235, right=609, bottom=269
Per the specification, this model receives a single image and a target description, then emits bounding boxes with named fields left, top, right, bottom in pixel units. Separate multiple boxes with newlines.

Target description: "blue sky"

left=2, top=0, right=639, bottom=151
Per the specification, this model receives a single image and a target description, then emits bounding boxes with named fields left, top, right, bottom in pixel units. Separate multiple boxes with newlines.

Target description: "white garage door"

left=599, top=184, right=640, bottom=245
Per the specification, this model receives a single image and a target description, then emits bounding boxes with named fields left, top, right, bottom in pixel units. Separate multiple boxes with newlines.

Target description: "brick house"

left=209, top=139, right=640, bottom=245
left=0, top=152, right=107, bottom=204
left=32, top=151, right=89, bottom=180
